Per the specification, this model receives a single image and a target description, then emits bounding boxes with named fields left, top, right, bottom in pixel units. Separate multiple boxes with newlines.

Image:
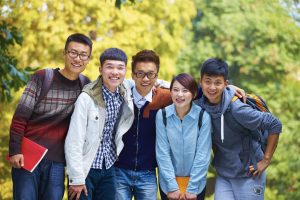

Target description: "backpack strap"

left=36, top=68, right=54, bottom=105
left=198, top=109, right=205, bottom=129
left=78, top=74, right=89, bottom=89
left=231, top=96, right=239, bottom=102
left=162, top=108, right=167, bottom=127
left=162, top=107, right=204, bottom=130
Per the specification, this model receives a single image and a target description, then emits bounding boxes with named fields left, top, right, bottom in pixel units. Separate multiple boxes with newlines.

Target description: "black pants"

left=159, top=185, right=206, bottom=200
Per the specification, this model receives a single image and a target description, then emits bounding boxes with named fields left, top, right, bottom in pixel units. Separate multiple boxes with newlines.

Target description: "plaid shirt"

left=91, top=85, right=123, bottom=169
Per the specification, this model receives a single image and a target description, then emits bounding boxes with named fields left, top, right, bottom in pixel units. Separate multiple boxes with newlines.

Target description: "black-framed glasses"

left=66, top=50, right=90, bottom=61
left=134, top=71, right=157, bottom=79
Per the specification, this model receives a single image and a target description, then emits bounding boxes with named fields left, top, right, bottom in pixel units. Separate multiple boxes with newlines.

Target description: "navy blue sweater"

left=115, top=88, right=172, bottom=171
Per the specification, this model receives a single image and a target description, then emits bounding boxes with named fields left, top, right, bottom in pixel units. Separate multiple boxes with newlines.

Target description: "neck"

left=103, top=82, right=117, bottom=93
left=136, top=88, right=151, bottom=97
left=175, top=104, right=191, bottom=120
left=59, top=69, right=79, bottom=80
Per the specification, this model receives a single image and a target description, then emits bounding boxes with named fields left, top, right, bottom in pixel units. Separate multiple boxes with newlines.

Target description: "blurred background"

left=0, top=0, right=299, bottom=199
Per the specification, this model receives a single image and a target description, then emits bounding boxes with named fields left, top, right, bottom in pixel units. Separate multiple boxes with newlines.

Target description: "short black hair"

left=201, top=58, right=229, bottom=80
left=131, top=50, right=160, bottom=73
left=99, top=48, right=127, bottom=66
left=64, top=33, right=93, bottom=53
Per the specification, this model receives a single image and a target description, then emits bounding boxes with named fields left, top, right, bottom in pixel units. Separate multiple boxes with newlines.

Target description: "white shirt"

left=132, top=87, right=153, bottom=108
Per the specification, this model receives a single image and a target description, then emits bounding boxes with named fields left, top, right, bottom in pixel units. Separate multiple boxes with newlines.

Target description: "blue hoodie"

left=198, top=87, right=282, bottom=178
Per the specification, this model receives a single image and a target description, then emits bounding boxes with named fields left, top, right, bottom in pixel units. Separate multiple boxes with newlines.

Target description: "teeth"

left=72, top=64, right=81, bottom=67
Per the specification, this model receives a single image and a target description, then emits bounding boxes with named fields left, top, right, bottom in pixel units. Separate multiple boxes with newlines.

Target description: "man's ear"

left=99, top=65, right=102, bottom=74
left=198, top=78, right=202, bottom=86
left=225, top=79, right=229, bottom=86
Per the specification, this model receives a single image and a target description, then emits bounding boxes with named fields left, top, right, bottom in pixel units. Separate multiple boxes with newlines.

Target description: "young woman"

left=156, top=73, right=212, bottom=200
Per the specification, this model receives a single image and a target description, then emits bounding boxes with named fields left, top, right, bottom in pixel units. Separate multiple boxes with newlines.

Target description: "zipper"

left=134, top=108, right=141, bottom=171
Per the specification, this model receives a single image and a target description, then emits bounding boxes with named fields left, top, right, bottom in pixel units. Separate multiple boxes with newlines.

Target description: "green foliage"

left=0, top=22, right=35, bottom=102
left=0, top=0, right=196, bottom=199
left=177, top=1, right=300, bottom=199
left=2, top=0, right=195, bottom=81
left=178, top=0, right=300, bottom=89
left=115, top=0, right=136, bottom=9
left=1, top=0, right=299, bottom=199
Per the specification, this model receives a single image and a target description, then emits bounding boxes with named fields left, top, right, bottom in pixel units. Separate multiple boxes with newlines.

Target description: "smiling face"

left=99, top=60, right=126, bottom=92
left=200, top=74, right=228, bottom=104
left=171, top=80, right=194, bottom=110
left=132, top=61, right=158, bottom=97
left=63, top=41, right=91, bottom=77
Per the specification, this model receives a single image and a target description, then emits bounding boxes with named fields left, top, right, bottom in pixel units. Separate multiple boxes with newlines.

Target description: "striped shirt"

left=91, top=85, right=123, bottom=169
left=9, top=68, right=90, bottom=163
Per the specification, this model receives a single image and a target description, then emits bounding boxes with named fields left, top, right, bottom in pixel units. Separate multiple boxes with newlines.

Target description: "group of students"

left=8, top=33, right=282, bottom=200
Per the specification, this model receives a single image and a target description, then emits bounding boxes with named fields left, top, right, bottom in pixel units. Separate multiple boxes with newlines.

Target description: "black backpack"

left=36, top=68, right=89, bottom=104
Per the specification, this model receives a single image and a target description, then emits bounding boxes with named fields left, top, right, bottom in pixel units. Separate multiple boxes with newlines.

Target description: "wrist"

left=263, top=157, right=271, bottom=165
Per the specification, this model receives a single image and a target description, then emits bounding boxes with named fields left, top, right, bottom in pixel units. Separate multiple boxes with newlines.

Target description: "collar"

left=132, top=87, right=153, bottom=103
left=102, top=84, right=120, bottom=100
left=167, top=102, right=199, bottom=120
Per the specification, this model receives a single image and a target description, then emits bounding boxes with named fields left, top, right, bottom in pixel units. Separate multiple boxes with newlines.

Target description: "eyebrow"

left=68, top=49, right=89, bottom=54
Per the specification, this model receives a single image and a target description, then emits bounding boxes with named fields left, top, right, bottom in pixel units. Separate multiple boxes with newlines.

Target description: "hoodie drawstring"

left=221, top=114, right=224, bottom=143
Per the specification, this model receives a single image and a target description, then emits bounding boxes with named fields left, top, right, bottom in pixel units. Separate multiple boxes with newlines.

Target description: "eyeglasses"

left=66, top=50, right=90, bottom=61
left=134, top=71, right=157, bottom=79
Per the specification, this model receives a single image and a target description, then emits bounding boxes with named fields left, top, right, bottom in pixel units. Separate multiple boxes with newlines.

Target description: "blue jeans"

left=79, top=167, right=116, bottom=200
left=214, top=172, right=266, bottom=200
left=11, top=159, right=65, bottom=200
left=115, top=167, right=157, bottom=200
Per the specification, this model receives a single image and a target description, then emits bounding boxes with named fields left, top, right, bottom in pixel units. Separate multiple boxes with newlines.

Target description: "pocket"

left=214, top=151, right=247, bottom=175
left=238, top=150, right=251, bottom=171
left=86, top=110, right=100, bottom=134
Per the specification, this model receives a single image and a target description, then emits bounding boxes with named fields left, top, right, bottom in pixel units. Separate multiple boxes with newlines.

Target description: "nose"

left=111, top=67, right=119, bottom=75
left=73, top=54, right=81, bottom=62
left=209, top=83, right=216, bottom=90
left=142, top=75, right=149, bottom=81
left=178, top=90, right=183, bottom=96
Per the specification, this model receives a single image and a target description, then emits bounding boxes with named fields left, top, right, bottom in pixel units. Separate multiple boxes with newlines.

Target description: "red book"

left=7, top=137, right=48, bottom=172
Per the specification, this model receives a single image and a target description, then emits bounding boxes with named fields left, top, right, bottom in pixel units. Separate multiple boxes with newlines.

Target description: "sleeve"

left=9, top=72, right=43, bottom=156
left=65, top=93, right=89, bottom=185
left=231, top=101, right=282, bottom=135
left=155, top=79, right=170, bottom=89
left=123, top=79, right=134, bottom=88
left=187, top=111, right=212, bottom=194
left=155, top=109, right=178, bottom=192
left=124, top=79, right=170, bottom=89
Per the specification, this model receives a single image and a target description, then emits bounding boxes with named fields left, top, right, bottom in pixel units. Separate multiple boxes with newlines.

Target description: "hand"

left=9, top=154, right=24, bottom=168
left=231, top=85, right=247, bottom=103
left=167, top=190, right=181, bottom=200
left=249, top=158, right=270, bottom=178
left=184, top=192, right=197, bottom=200
left=68, top=185, right=88, bottom=200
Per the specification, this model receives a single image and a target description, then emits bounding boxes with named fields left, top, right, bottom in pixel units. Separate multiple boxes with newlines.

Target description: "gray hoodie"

left=198, top=87, right=282, bottom=178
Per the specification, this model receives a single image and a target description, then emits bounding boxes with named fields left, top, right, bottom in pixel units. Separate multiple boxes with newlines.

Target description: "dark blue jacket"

left=115, top=88, right=172, bottom=171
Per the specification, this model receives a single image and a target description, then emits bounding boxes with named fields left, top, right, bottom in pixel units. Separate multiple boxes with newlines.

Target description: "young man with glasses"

left=65, top=48, right=135, bottom=200
left=9, top=33, right=92, bottom=200
left=114, top=50, right=172, bottom=200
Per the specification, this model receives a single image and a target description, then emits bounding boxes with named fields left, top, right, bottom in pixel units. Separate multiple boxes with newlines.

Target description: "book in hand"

left=7, top=137, right=48, bottom=172
left=176, top=176, right=190, bottom=195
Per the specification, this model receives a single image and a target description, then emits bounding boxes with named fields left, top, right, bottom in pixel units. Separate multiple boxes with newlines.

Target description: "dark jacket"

left=198, top=87, right=282, bottom=178
left=115, top=88, right=172, bottom=171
